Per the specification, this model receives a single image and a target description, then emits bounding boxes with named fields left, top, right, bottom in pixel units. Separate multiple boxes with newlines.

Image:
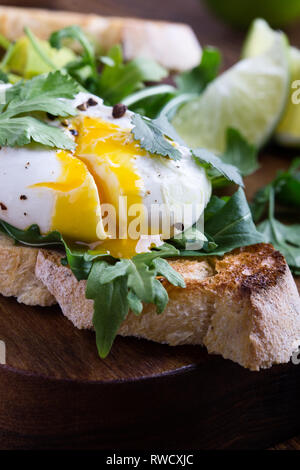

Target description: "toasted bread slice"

left=33, top=243, right=300, bottom=371
left=0, top=233, right=55, bottom=306
left=0, top=6, right=201, bottom=72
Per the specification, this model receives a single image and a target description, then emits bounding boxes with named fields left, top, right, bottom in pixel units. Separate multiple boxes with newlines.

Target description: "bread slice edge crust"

left=0, top=5, right=202, bottom=72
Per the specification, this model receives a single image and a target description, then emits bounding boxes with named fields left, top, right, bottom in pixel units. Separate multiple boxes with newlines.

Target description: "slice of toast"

left=0, top=230, right=299, bottom=370
left=0, top=232, right=55, bottom=306
left=32, top=242, right=300, bottom=371
left=0, top=6, right=201, bottom=72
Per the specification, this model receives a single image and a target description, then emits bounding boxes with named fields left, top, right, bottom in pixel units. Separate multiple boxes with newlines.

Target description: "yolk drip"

left=31, top=150, right=102, bottom=242
left=75, top=116, right=147, bottom=258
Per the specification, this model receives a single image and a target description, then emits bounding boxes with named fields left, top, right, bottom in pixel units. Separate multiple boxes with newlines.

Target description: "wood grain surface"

left=0, top=0, right=300, bottom=450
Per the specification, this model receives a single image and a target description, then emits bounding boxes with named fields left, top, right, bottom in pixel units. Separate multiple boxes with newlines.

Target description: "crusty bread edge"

left=34, top=244, right=300, bottom=371
left=0, top=5, right=202, bottom=71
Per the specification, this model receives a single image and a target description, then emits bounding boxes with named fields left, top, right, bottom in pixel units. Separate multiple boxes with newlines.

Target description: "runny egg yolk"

left=74, top=116, right=149, bottom=259
left=31, top=150, right=104, bottom=243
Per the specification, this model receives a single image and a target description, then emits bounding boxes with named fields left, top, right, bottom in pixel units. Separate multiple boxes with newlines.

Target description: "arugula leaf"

left=193, top=147, right=244, bottom=187
left=127, top=289, right=143, bottom=315
left=131, top=114, right=182, bottom=161
left=0, top=221, right=108, bottom=280
left=170, top=189, right=265, bottom=257
left=175, top=47, right=221, bottom=94
left=204, top=195, right=228, bottom=222
left=84, top=244, right=184, bottom=357
left=204, top=188, right=265, bottom=254
left=257, top=187, right=300, bottom=274
left=0, top=221, right=62, bottom=246
left=152, top=257, right=185, bottom=287
left=97, top=45, right=168, bottom=105
left=86, top=261, right=129, bottom=358
left=0, top=71, right=79, bottom=149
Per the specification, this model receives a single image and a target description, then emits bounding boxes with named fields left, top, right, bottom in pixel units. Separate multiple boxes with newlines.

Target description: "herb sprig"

left=0, top=71, right=79, bottom=149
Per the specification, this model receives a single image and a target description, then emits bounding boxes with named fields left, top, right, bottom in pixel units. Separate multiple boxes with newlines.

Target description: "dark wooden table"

left=1, top=0, right=300, bottom=450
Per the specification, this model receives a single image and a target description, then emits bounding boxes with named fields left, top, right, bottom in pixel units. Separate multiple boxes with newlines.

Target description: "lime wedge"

left=242, top=18, right=283, bottom=58
left=242, top=18, right=300, bottom=147
left=172, top=29, right=289, bottom=153
left=276, top=47, right=300, bottom=146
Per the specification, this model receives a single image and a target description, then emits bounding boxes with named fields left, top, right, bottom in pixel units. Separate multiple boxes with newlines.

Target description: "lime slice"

left=276, top=47, right=300, bottom=146
left=242, top=19, right=283, bottom=58
left=242, top=18, right=300, bottom=147
left=172, top=31, right=289, bottom=153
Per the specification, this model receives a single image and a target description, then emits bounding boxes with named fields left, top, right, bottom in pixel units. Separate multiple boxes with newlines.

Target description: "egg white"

left=0, top=86, right=212, bottom=255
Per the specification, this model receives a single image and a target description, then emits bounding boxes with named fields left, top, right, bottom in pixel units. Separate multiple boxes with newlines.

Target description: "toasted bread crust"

left=0, top=233, right=55, bottom=306
left=34, top=243, right=300, bottom=371
left=0, top=6, right=202, bottom=71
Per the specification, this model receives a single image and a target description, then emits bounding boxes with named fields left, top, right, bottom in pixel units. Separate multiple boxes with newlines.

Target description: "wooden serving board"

left=1, top=0, right=300, bottom=451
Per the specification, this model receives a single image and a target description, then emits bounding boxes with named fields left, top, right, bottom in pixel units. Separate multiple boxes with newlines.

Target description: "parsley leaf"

left=193, top=147, right=244, bottom=187
left=131, top=114, right=182, bottom=161
left=0, top=116, right=76, bottom=148
left=0, top=71, right=79, bottom=149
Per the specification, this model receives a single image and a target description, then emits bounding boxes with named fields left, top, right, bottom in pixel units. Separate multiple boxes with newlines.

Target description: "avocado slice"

left=5, top=36, right=76, bottom=78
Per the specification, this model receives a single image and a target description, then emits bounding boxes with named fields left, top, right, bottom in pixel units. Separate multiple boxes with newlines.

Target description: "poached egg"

left=0, top=88, right=212, bottom=258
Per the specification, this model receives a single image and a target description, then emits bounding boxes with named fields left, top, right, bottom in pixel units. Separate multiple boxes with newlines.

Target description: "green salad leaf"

left=124, top=47, right=221, bottom=119
left=86, top=244, right=185, bottom=358
left=221, top=128, right=259, bottom=177
left=50, top=27, right=168, bottom=105
left=50, top=25, right=97, bottom=77
left=170, top=188, right=265, bottom=257
left=96, top=45, right=168, bottom=105
left=251, top=158, right=300, bottom=222
left=256, top=186, right=300, bottom=275
left=175, top=47, right=221, bottom=95
left=0, top=71, right=79, bottom=149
